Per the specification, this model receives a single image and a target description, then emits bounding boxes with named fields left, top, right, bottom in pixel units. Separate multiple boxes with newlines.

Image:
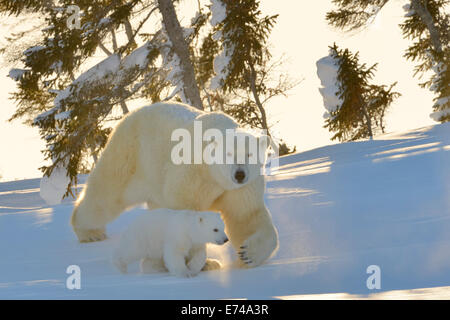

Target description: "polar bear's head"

left=190, top=211, right=228, bottom=245
left=205, top=130, right=270, bottom=190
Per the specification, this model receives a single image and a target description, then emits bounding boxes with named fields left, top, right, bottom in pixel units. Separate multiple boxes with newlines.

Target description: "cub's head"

left=205, top=129, right=271, bottom=190
left=191, top=211, right=228, bottom=245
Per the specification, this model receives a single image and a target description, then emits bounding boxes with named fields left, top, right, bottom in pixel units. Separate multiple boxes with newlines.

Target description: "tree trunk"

left=99, top=42, right=112, bottom=56
left=157, top=0, right=204, bottom=110
left=410, top=0, right=443, bottom=54
left=123, top=18, right=134, bottom=43
left=362, top=107, right=373, bottom=140
left=359, top=95, right=373, bottom=139
left=248, top=63, right=271, bottom=137
left=91, top=148, right=98, bottom=164
left=110, top=28, right=118, bottom=52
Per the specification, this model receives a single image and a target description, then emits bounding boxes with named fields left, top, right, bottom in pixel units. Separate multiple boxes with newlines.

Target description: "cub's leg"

left=187, top=246, right=207, bottom=275
left=112, top=248, right=142, bottom=274
left=163, top=244, right=194, bottom=277
left=140, top=257, right=167, bottom=274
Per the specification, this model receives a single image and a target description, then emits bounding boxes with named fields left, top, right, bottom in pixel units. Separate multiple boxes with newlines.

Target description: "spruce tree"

left=317, top=44, right=400, bottom=142
left=1, top=0, right=297, bottom=197
left=206, top=0, right=299, bottom=137
left=326, top=0, right=450, bottom=122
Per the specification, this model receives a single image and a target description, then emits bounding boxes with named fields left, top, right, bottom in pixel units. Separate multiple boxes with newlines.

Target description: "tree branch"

left=123, top=18, right=134, bottom=42
left=410, top=0, right=443, bottom=54
left=120, top=101, right=129, bottom=114
left=358, top=94, right=373, bottom=139
left=99, top=42, right=112, bottom=56
left=248, top=62, right=270, bottom=136
left=110, top=28, right=118, bottom=52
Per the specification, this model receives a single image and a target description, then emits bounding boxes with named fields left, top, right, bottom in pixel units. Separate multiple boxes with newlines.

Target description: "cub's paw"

left=201, top=258, right=222, bottom=271
left=74, top=227, right=107, bottom=243
left=173, top=268, right=198, bottom=278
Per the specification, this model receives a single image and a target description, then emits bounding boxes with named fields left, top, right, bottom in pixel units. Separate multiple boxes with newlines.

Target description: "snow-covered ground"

left=0, top=123, right=449, bottom=299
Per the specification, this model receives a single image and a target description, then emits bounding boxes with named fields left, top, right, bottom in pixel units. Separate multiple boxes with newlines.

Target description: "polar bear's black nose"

left=234, top=170, right=246, bottom=183
left=223, top=237, right=229, bottom=243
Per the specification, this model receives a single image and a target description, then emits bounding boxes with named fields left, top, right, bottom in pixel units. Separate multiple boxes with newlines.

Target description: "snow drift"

left=0, top=123, right=449, bottom=299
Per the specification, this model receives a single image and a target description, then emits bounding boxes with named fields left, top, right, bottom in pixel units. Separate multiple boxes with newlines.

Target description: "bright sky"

left=0, top=0, right=436, bottom=181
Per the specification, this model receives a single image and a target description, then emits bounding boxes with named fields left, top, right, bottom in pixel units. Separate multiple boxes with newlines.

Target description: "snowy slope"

left=0, top=123, right=449, bottom=299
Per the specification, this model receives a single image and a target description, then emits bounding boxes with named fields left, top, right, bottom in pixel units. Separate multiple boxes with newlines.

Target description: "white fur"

left=112, top=209, right=228, bottom=277
left=72, top=102, right=278, bottom=268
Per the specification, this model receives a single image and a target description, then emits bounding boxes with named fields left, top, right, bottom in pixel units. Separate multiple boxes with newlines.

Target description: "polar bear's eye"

left=213, top=228, right=218, bottom=232
left=248, top=152, right=253, bottom=158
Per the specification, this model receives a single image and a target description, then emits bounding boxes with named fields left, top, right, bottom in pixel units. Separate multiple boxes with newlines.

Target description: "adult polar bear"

left=71, top=102, right=278, bottom=268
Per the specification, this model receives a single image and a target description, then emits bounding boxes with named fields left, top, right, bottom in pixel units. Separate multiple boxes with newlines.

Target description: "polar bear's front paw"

left=237, top=230, right=277, bottom=268
left=238, top=243, right=259, bottom=268
left=74, top=227, right=107, bottom=243
left=201, top=258, right=222, bottom=271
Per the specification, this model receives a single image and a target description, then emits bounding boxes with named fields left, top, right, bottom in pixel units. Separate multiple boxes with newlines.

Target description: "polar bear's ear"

left=258, top=135, right=271, bottom=151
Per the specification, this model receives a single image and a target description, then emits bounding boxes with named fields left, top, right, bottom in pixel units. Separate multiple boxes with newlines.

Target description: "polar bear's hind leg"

left=74, top=226, right=107, bottom=243
left=71, top=115, right=139, bottom=242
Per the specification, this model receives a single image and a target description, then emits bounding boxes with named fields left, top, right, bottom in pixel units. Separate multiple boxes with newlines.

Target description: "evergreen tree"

left=1, top=0, right=297, bottom=197
left=204, top=0, right=299, bottom=155
left=317, top=44, right=400, bottom=142
left=207, top=0, right=298, bottom=136
left=326, top=0, right=450, bottom=122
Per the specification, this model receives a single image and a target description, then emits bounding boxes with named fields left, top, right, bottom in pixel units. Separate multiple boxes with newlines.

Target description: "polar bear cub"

left=112, top=209, right=228, bottom=277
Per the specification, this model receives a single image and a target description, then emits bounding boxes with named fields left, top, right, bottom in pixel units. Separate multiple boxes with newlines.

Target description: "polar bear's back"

left=106, top=102, right=203, bottom=155
left=131, top=102, right=202, bottom=130
left=128, top=101, right=238, bottom=132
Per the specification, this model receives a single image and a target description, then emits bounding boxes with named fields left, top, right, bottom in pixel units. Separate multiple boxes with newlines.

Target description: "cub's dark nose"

left=223, top=237, right=229, bottom=244
left=234, top=170, right=246, bottom=183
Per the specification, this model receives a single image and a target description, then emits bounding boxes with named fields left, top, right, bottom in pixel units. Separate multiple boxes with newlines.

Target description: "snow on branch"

left=210, top=0, right=227, bottom=26
left=8, top=69, right=30, bottom=81
left=430, top=104, right=450, bottom=121
left=402, top=3, right=415, bottom=18
left=210, top=43, right=235, bottom=90
left=316, top=54, right=343, bottom=119
left=34, top=40, right=157, bottom=124
left=208, top=0, right=234, bottom=90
